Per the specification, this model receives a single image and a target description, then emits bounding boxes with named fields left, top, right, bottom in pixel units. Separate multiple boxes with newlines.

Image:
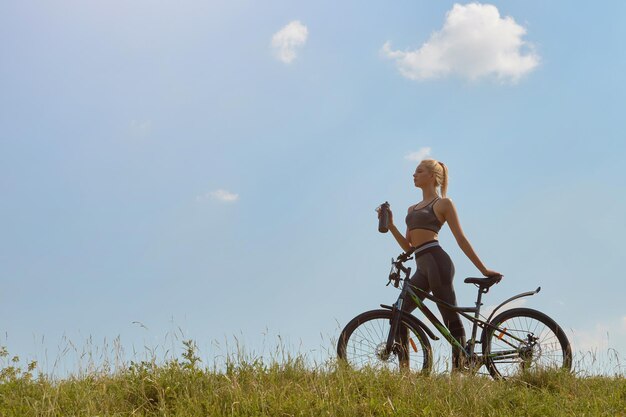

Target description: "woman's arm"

left=389, top=222, right=412, bottom=252
left=439, top=198, right=500, bottom=276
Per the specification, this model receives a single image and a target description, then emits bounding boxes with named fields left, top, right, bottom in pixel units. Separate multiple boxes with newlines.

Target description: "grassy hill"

left=1, top=342, right=625, bottom=416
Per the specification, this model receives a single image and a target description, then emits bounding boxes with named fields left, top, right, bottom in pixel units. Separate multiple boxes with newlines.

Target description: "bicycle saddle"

left=464, top=275, right=502, bottom=288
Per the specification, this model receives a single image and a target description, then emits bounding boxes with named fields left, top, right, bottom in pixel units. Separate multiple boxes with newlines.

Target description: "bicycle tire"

left=337, top=309, right=432, bottom=374
left=481, top=307, right=572, bottom=379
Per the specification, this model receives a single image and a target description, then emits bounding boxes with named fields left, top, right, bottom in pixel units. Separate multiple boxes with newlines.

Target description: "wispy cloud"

left=570, top=323, right=612, bottom=353
left=197, top=189, right=239, bottom=203
left=567, top=318, right=626, bottom=374
left=129, top=119, right=152, bottom=137
left=271, top=20, right=308, bottom=64
left=569, top=317, right=626, bottom=353
left=405, top=147, right=432, bottom=161
left=382, top=3, right=539, bottom=83
left=482, top=297, right=527, bottom=319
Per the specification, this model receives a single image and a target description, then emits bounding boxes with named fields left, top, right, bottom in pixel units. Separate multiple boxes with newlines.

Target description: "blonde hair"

left=421, top=159, right=449, bottom=197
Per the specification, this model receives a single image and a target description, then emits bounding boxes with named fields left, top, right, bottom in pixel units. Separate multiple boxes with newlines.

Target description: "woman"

left=381, top=159, right=501, bottom=371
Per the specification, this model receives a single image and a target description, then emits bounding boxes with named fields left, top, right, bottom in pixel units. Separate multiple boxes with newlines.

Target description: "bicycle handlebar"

left=395, top=248, right=417, bottom=264
left=386, top=250, right=415, bottom=287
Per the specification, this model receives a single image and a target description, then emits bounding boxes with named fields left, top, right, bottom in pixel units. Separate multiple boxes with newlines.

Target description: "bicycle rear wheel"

left=481, top=308, right=572, bottom=379
left=337, top=309, right=432, bottom=373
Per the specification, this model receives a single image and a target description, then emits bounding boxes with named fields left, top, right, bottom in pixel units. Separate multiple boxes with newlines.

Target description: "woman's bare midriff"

left=409, top=229, right=439, bottom=248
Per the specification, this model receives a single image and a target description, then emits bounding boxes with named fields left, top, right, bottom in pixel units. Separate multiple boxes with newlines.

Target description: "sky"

left=1, top=0, right=626, bottom=376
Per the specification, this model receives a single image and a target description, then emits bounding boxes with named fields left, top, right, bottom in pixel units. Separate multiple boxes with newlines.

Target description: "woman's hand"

left=376, top=205, right=394, bottom=226
left=482, top=268, right=502, bottom=278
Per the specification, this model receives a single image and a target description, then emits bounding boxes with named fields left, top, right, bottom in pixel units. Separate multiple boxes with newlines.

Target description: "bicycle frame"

left=385, top=257, right=540, bottom=364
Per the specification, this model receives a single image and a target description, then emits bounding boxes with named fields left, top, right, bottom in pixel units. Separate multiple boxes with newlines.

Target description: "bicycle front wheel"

left=481, top=308, right=572, bottom=379
left=337, top=309, right=432, bottom=373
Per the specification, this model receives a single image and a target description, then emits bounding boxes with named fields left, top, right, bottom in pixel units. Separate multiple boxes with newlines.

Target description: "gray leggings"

left=401, top=245, right=466, bottom=366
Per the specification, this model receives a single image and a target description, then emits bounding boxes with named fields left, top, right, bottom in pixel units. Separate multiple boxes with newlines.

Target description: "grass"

left=1, top=342, right=625, bottom=416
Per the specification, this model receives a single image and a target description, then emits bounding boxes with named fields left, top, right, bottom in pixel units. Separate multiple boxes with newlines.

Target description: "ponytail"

left=439, top=161, right=448, bottom=198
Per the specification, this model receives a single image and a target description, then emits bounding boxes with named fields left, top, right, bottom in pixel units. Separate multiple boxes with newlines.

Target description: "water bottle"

left=378, top=201, right=390, bottom=233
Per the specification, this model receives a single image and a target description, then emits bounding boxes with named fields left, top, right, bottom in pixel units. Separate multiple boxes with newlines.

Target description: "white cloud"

left=271, top=20, right=308, bottom=64
left=129, top=119, right=152, bottom=137
left=482, top=297, right=527, bottom=319
left=405, top=147, right=432, bottom=161
left=569, top=318, right=626, bottom=353
left=382, top=3, right=539, bottom=83
left=568, top=320, right=626, bottom=375
left=197, top=189, right=239, bottom=203
left=570, top=323, right=612, bottom=353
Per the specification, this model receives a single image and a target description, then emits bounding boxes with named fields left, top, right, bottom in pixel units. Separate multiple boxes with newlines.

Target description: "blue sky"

left=1, top=0, right=625, bottom=375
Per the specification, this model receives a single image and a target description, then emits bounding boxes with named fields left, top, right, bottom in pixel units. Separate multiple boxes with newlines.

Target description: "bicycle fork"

left=382, top=268, right=411, bottom=362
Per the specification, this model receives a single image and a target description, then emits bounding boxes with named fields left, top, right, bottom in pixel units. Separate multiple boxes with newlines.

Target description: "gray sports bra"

left=405, top=198, right=443, bottom=233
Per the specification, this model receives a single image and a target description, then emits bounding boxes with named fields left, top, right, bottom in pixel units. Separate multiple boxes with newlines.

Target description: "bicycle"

left=336, top=249, right=572, bottom=379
